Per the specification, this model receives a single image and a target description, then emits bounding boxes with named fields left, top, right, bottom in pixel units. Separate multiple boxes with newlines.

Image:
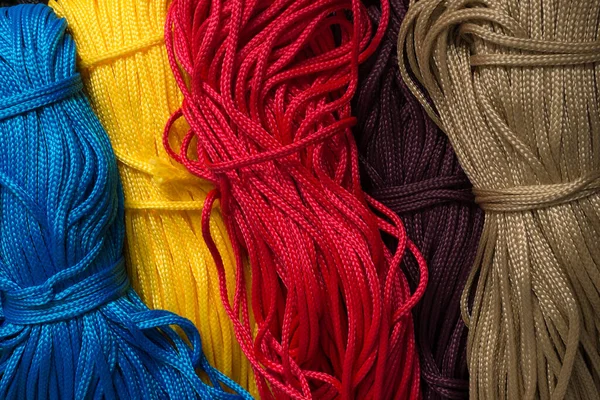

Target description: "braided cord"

left=164, top=0, right=428, bottom=398
left=354, top=0, right=484, bottom=398
left=0, top=5, right=252, bottom=399
left=399, top=0, right=600, bottom=398
left=49, top=0, right=258, bottom=395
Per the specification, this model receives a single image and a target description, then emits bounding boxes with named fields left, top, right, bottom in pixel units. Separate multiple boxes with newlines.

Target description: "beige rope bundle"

left=398, top=0, right=600, bottom=398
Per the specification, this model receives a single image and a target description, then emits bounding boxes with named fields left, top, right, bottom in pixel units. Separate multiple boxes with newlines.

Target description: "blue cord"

left=0, top=5, right=254, bottom=399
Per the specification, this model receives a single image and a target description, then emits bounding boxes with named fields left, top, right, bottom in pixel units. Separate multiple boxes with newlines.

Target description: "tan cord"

left=398, top=0, right=600, bottom=398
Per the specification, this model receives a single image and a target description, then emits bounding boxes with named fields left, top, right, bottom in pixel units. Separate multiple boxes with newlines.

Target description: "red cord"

left=164, top=0, right=427, bottom=398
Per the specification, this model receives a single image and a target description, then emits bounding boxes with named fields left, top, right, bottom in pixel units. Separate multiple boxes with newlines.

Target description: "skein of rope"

left=354, top=0, right=483, bottom=398
left=165, top=0, right=428, bottom=398
left=399, top=0, right=600, bottom=398
left=48, top=0, right=258, bottom=395
left=0, top=4, right=253, bottom=399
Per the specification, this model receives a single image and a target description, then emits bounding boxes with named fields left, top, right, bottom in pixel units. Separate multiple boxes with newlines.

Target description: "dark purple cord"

left=0, top=1, right=47, bottom=6
left=354, top=1, right=484, bottom=399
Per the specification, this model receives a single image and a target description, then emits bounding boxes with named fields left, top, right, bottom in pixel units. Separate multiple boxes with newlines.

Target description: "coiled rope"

left=354, top=0, right=483, bottom=398
left=49, top=0, right=257, bottom=395
left=399, top=0, right=600, bottom=398
left=0, top=4, right=252, bottom=399
left=165, top=0, right=428, bottom=398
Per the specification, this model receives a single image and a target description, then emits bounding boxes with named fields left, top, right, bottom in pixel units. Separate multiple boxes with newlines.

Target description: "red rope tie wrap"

left=164, top=0, right=427, bottom=398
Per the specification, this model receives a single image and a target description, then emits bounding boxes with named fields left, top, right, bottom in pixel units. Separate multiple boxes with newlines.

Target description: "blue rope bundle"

left=0, top=5, right=253, bottom=399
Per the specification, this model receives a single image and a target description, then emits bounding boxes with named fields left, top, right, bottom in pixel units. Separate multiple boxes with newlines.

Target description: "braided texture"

left=0, top=5, right=252, bottom=399
left=165, top=0, right=428, bottom=398
left=355, top=0, right=483, bottom=398
left=49, top=0, right=257, bottom=394
left=399, top=0, right=600, bottom=398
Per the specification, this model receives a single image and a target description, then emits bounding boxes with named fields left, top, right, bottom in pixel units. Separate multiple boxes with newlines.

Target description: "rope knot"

left=0, top=258, right=129, bottom=325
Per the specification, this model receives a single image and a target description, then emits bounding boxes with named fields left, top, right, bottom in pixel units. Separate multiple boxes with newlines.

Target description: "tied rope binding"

left=0, top=5, right=253, bottom=399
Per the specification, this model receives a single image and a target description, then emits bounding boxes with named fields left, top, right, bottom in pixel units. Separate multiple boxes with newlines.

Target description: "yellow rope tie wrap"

left=49, top=1, right=257, bottom=395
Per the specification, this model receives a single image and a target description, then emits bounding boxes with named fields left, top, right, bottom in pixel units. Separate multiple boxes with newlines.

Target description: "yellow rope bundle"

left=399, top=0, right=600, bottom=398
left=49, top=1, right=257, bottom=395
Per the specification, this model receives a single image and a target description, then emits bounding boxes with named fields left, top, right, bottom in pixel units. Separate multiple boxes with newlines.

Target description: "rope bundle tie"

left=370, top=175, right=474, bottom=213
left=79, top=35, right=165, bottom=70
left=474, top=172, right=600, bottom=212
left=0, top=258, right=128, bottom=325
left=0, top=74, right=83, bottom=120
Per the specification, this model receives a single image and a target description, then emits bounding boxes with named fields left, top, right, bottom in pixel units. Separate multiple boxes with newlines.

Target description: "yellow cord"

left=49, top=1, right=257, bottom=395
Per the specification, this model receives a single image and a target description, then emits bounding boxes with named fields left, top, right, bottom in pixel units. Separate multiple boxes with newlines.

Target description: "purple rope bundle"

left=354, top=1, right=484, bottom=398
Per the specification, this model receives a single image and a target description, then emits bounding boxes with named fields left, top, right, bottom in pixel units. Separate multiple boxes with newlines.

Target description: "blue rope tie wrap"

left=0, top=258, right=129, bottom=325
left=0, top=74, right=83, bottom=121
left=0, top=5, right=254, bottom=399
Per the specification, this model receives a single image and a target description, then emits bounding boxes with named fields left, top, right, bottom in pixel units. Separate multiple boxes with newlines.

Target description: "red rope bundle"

left=165, top=0, right=427, bottom=398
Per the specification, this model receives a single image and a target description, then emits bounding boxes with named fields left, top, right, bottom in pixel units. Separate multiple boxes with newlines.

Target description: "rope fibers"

left=399, top=0, right=600, bottom=398
left=49, top=0, right=257, bottom=394
left=354, top=0, right=483, bottom=398
left=166, top=0, right=428, bottom=398
left=0, top=4, right=252, bottom=399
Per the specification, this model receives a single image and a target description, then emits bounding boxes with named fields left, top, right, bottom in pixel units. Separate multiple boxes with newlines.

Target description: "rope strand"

left=49, top=0, right=258, bottom=395
left=0, top=5, right=251, bottom=399
left=399, top=0, right=600, bottom=398
left=165, top=0, right=427, bottom=398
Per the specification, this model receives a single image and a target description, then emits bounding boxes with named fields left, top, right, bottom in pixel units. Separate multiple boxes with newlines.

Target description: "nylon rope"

left=399, top=0, right=600, bottom=398
left=49, top=0, right=258, bottom=395
left=354, top=0, right=484, bottom=398
left=0, top=5, right=252, bottom=399
left=165, top=0, right=428, bottom=398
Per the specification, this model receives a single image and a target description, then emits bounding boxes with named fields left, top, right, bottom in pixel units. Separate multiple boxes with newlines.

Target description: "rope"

left=354, top=0, right=483, bottom=398
left=165, top=0, right=427, bottom=398
left=0, top=1, right=45, bottom=6
left=399, top=0, right=600, bottom=398
left=49, top=0, right=258, bottom=395
left=0, top=5, right=252, bottom=399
